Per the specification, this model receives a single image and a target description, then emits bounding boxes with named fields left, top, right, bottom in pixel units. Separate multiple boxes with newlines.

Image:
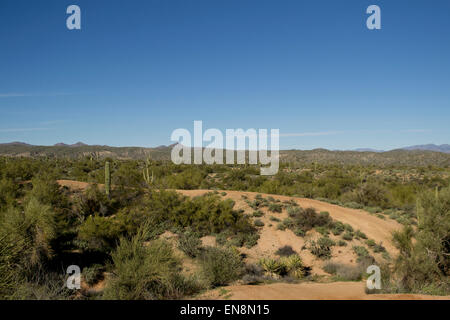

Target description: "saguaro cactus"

left=143, top=158, right=154, bottom=185
left=105, top=161, right=111, bottom=198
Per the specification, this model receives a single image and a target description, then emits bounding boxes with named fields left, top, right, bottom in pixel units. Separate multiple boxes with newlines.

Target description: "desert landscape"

left=1, top=1, right=449, bottom=307
left=0, top=153, right=448, bottom=300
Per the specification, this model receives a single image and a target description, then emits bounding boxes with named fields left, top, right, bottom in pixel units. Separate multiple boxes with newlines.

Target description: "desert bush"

left=0, top=178, right=19, bottom=210
left=287, top=206, right=301, bottom=217
left=331, top=221, right=345, bottom=235
left=270, top=216, right=280, bottom=222
left=366, top=239, right=376, bottom=247
left=77, top=215, right=122, bottom=252
left=252, top=210, right=263, bottom=217
left=323, top=262, right=366, bottom=281
left=75, top=184, right=112, bottom=218
left=83, top=264, right=104, bottom=286
left=344, top=223, right=354, bottom=232
left=391, top=186, right=450, bottom=295
left=241, top=263, right=265, bottom=285
left=352, top=246, right=370, bottom=262
left=294, top=228, right=306, bottom=237
left=268, top=203, right=282, bottom=213
left=342, top=231, right=353, bottom=241
left=1, top=198, right=56, bottom=270
left=345, top=202, right=364, bottom=209
left=355, top=230, right=367, bottom=239
left=373, top=242, right=386, bottom=253
left=27, top=175, right=67, bottom=208
left=199, top=247, right=243, bottom=287
left=309, top=237, right=335, bottom=259
left=316, top=226, right=329, bottom=236
left=337, top=240, right=347, bottom=247
left=103, top=226, right=200, bottom=299
left=178, top=230, right=202, bottom=258
left=254, top=219, right=265, bottom=227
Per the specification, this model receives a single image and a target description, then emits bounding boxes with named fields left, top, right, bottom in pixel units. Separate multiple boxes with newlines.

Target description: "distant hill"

left=353, top=148, right=384, bottom=153
left=401, top=144, right=450, bottom=154
left=1, top=142, right=450, bottom=166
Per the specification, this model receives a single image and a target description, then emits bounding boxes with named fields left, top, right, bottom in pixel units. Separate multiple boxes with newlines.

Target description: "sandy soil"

left=177, top=189, right=402, bottom=274
left=199, top=281, right=450, bottom=300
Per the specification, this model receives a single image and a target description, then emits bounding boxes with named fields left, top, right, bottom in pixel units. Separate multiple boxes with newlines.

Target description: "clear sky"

left=0, top=0, right=449, bottom=150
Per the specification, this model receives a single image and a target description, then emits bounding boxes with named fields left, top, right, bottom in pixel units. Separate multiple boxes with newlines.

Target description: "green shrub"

left=104, top=227, right=201, bottom=299
left=294, top=228, right=306, bottom=237
left=355, top=230, right=367, bottom=239
left=252, top=210, right=263, bottom=217
left=344, top=224, right=354, bottom=232
left=345, top=202, right=363, bottom=209
left=373, top=242, right=386, bottom=253
left=337, top=240, right=347, bottom=247
left=315, top=226, right=329, bottom=236
left=309, top=237, right=335, bottom=259
left=276, top=223, right=287, bottom=231
left=254, top=219, right=265, bottom=227
left=331, top=221, right=345, bottom=235
left=268, top=203, right=282, bottom=213
left=270, top=216, right=280, bottom=222
left=366, top=239, right=376, bottom=247
left=178, top=231, right=202, bottom=258
left=352, top=246, right=370, bottom=262
left=199, top=247, right=243, bottom=287
left=322, top=262, right=366, bottom=281
left=342, top=231, right=353, bottom=241
left=77, top=215, right=122, bottom=252
left=82, top=264, right=103, bottom=286
left=287, top=206, right=301, bottom=217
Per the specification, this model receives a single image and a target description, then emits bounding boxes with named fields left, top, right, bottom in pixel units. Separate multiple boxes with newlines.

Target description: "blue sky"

left=0, top=0, right=449, bottom=150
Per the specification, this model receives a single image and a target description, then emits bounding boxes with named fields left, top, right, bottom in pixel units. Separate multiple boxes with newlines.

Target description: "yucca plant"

left=259, top=258, right=285, bottom=278
left=281, top=254, right=305, bottom=279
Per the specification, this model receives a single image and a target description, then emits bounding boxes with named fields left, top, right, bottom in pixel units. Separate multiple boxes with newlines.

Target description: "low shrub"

left=254, top=219, right=265, bottom=227
left=322, top=262, right=366, bottom=281
left=178, top=230, right=202, bottom=258
left=252, top=210, right=263, bottom=217
left=82, top=264, right=103, bottom=286
left=342, top=231, right=353, bottom=241
left=355, top=230, right=367, bottom=239
left=331, top=221, right=345, bottom=235
left=294, top=228, right=306, bottom=237
left=103, top=227, right=201, bottom=299
left=200, top=247, right=243, bottom=287
left=268, top=203, right=282, bottom=213
left=270, top=216, right=280, bottom=222
left=309, top=237, right=335, bottom=259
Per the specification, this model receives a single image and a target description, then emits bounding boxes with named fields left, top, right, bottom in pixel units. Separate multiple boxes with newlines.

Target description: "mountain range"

left=0, top=142, right=449, bottom=166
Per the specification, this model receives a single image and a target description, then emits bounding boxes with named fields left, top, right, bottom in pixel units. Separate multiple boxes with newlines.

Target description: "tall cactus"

left=105, top=161, right=111, bottom=198
left=143, top=158, right=154, bottom=185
